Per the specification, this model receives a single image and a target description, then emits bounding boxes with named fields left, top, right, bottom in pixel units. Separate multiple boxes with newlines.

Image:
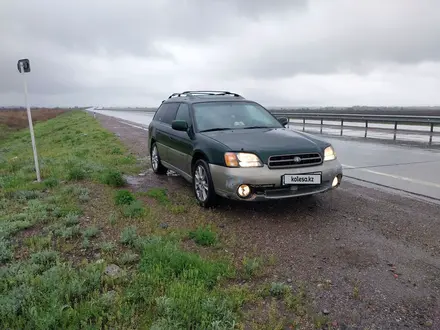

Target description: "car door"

left=153, top=102, right=179, bottom=165
left=168, top=103, right=194, bottom=176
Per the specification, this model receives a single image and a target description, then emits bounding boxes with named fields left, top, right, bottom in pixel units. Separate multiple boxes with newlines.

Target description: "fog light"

left=237, top=184, right=251, bottom=198
left=332, top=176, right=339, bottom=187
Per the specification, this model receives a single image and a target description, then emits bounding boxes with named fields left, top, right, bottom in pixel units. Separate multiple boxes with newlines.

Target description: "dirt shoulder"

left=97, top=113, right=440, bottom=329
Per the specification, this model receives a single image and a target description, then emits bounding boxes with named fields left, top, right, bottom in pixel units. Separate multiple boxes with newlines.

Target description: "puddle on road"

left=124, top=169, right=189, bottom=193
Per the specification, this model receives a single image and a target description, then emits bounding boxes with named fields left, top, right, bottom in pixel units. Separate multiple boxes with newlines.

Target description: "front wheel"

left=192, top=159, right=216, bottom=208
left=150, top=143, right=167, bottom=175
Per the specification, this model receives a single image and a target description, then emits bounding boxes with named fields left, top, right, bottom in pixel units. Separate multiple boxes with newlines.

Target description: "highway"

left=89, top=108, right=440, bottom=202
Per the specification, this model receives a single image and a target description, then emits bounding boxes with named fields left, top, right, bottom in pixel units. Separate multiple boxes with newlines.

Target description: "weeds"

left=353, top=281, right=360, bottom=299
left=169, top=204, right=187, bottom=214
left=100, top=169, right=125, bottom=187
left=67, top=166, right=88, bottom=181
left=242, top=256, right=261, bottom=278
left=189, top=225, right=217, bottom=246
left=44, top=177, right=59, bottom=188
left=0, top=237, right=13, bottom=263
left=120, top=226, right=138, bottom=246
left=122, top=200, right=145, bottom=218
left=114, top=189, right=135, bottom=205
left=100, top=241, right=116, bottom=252
left=59, top=225, right=81, bottom=239
left=146, top=187, right=169, bottom=204
left=269, top=282, right=291, bottom=297
left=30, top=250, right=59, bottom=267
left=108, top=212, right=117, bottom=226
left=83, top=226, right=100, bottom=238
left=119, top=251, right=140, bottom=265
left=82, top=237, right=91, bottom=248
left=24, top=234, right=52, bottom=252
left=64, top=212, right=80, bottom=227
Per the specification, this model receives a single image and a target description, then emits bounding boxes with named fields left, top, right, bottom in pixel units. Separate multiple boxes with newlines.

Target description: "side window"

left=153, top=103, right=169, bottom=122
left=156, top=103, right=179, bottom=125
left=175, top=103, right=191, bottom=124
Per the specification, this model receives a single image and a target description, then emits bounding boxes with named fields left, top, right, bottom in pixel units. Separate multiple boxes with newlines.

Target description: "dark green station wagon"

left=148, top=91, right=343, bottom=207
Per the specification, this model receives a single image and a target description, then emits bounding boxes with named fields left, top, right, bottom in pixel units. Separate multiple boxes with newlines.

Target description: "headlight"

left=224, top=152, right=263, bottom=167
left=324, top=146, right=336, bottom=161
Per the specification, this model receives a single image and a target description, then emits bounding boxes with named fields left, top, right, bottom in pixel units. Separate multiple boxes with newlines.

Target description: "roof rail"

left=167, top=90, right=243, bottom=99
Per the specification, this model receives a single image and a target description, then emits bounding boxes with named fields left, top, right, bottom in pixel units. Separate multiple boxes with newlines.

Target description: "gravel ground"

left=97, top=113, right=440, bottom=329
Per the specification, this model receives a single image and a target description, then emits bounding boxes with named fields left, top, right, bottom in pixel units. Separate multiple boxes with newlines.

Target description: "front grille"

left=268, top=153, right=322, bottom=169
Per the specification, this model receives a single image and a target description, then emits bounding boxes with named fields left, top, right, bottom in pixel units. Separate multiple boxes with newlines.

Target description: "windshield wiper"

left=199, top=128, right=232, bottom=133
left=242, top=126, right=272, bottom=129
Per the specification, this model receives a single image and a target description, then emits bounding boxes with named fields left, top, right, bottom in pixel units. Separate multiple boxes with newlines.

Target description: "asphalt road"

left=88, top=108, right=440, bottom=202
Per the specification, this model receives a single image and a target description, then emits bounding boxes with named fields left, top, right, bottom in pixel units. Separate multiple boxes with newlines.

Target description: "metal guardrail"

left=94, top=107, right=439, bottom=145
left=270, top=112, right=440, bottom=145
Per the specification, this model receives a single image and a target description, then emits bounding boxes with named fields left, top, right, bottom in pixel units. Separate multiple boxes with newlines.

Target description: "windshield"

left=192, top=101, right=283, bottom=132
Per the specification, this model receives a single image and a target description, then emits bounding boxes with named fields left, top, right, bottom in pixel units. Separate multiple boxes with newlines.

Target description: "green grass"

left=269, top=282, right=291, bottom=297
left=146, top=187, right=169, bottom=204
left=242, top=256, right=262, bottom=278
left=100, top=241, right=116, bottom=252
left=0, top=111, right=254, bottom=329
left=133, top=237, right=238, bottom=328
left=0, top=111, right=137, bottom=191
left=118, top=251, right=140, bottom=265
left=0, top=237, right=242, bottom=329
left=114, top=189, right=135, bottom=205
left=120, top=226, right=138, bottom=246
left=99, top=169, right=126, bottom=187
left=122, top=200, right=145, bottom=218
left=189, top=225, right=217, bottom=246
left=83, top=226, right=100, bottom=238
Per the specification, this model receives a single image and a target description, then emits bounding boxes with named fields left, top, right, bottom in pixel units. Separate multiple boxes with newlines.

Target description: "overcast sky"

left=1, top=0, right=440, bottom=107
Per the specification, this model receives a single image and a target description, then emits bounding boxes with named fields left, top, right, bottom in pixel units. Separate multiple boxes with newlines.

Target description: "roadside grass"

left=0, top=110, right=325, bottom=329
left=189, top=225, right=218, bottom=246
left=0, top=111, right=254, bottom=329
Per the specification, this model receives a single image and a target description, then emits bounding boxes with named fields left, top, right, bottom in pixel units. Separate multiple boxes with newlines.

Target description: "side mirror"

left=278, top=117, right=288, bottom=126
left=171, top=120, right=188, bottom=131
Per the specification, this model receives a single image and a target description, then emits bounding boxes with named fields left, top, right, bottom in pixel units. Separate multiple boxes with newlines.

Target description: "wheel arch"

left=150, top=138, right=157, bottom=154
left=191, top=150, right=210, bottom=173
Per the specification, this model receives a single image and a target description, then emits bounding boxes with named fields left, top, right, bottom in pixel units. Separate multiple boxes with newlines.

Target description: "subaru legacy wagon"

left=148, top=91, right=343, bottom=207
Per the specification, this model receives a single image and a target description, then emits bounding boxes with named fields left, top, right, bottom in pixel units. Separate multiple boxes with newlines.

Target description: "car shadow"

left=213, top=193, right=335, bottom=216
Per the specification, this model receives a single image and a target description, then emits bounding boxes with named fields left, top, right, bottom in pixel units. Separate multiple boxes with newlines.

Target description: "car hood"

left=201, top=128, right=329, bottom=162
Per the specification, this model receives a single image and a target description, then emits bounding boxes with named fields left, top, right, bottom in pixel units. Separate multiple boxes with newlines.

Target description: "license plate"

left=282, top=173, right=321, bottom=185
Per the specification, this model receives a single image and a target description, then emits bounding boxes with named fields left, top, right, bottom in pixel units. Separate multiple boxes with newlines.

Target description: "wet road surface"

left=88, top=108, right=440, bottom=201
left=324, top=137, right=440, bottom=201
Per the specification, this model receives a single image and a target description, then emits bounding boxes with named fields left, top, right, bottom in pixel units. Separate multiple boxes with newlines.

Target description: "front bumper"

left=209, top=160, right=343, bottom=201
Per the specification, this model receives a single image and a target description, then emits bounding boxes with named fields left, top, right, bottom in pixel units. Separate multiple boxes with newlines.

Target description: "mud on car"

left=148, top=91, right=343, bottom=207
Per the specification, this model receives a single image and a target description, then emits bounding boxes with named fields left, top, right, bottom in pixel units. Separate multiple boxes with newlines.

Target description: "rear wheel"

left=192, top=159, right=216, bottom=208
left=150, top=143, right=167, bottom=174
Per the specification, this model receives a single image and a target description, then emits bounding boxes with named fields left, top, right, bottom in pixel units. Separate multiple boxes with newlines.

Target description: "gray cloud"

left=219, top=0, right=440, bottom=79
left=2, top=0, right=305, bottom=56
left=1, top=0, right=440, bottom=107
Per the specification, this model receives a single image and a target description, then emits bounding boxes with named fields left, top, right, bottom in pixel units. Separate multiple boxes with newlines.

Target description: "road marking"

left=342, top=164, right=440, bottom=189
left=117, top=120, right=148, bottom=131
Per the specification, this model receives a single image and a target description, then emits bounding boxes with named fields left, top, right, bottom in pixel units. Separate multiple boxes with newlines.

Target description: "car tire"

left=150, top=142, right=167, bottom=175
left=192, top=159, right=216, bottom=208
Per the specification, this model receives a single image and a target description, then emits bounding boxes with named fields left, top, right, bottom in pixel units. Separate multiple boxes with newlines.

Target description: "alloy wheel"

left=194, top=164, right=209, bottom=202
left=151, top=145, right=159, bottom=171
